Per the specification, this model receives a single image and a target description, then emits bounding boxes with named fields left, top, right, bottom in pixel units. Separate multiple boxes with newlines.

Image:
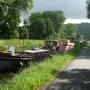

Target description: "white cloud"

left=19, top=18, right=90, bottom=26
left=19, top=18, right=24, bottom=26
left=19, top=21, right=23, bottom=26
left=64, top=18, right=90, bottom=24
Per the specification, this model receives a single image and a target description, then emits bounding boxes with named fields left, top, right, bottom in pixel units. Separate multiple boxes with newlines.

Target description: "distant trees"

left=0, top=1, right=78, bottom=40
left=60, top=24, right=77, bottom=39
left=86, top=0, right=90, bottom=39
left=77, top=23, right=90, bottom=40
left=45, top=18, right=54, bottom=39
left=29, top=11, right=65, bottom=39
left=43, top=11, right=65, bottom=33
left=0, top=0, right=33, bottom=39
left=30, top=18, right=46, bottom=39
left=23, top=11, right=78, bottom=40
left=30, top=18, right=54, bottom=39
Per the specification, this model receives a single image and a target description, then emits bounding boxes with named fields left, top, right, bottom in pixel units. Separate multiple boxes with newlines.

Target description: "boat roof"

left=24, top=49, right=50, bottom=53
left=44, top=40, right=59, bottom=42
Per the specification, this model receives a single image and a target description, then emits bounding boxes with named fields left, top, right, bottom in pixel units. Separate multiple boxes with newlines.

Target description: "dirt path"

left=45, top=45, right=90, bottom=90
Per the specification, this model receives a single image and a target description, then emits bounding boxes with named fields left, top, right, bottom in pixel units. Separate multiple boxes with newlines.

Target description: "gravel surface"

left=45, top=45, right=90, bottom=90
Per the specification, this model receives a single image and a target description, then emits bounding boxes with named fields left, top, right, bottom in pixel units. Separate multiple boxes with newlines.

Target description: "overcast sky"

left=31, top=0, right=87, bottom=19
left=20, top=0, right=90, bottom=25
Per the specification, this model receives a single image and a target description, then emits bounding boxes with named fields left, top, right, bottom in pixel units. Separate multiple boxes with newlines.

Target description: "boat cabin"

left=43, top=40, right=59, bottom=50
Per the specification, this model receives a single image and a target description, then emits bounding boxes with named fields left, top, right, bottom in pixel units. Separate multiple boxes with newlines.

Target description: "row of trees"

left=1, top=0, right=87, bottom=40
left=0, top=7, right=78, bottom=40
left=60, top=24, right=78, bottom=40
left=0, top=0, right=90, bottom=40
left=28, top=11, right=65, bottom=39
left=30, top=12, right=79, bottom=39
left=21, top=11, right=78, bottom=40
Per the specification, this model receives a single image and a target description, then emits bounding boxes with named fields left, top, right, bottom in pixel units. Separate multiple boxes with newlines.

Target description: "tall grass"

left=0, top=39, right=85, bottom=90
left=0, top=39, right=44, bottom=52
left=0, top=54, right=74, bottom=90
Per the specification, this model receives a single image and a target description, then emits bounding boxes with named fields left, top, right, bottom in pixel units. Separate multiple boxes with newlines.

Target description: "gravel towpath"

left=45, top=45, right=90, bottom=90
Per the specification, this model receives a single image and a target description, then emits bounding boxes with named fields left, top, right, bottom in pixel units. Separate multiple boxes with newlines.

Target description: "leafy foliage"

left=86, top=0, right=90, bottom=18
left=60, top=24, right=77, bottom=39
left=0, top=0, right=33, bottom=39
left=45, top=18, right=54, bottom=39
left=29, top=12, right=43, bottom=22
left=30, top=18, right=46, bottom=39
left=19, top=27, right=29, bottom=39
left=30, top=17, right=54, bottom=39
left=43, top=11, right=65, bottom=33
left=28, top=11, right=65, bottom=39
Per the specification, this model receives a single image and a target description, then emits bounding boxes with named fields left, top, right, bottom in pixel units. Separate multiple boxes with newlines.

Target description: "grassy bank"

left=0, top=54, right=74, bottom=90
left=0, top=39, right=85, bottom=90
left=0, top=39, right=44, bottom=52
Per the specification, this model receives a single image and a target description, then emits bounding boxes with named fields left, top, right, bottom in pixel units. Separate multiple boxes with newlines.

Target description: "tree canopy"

left=30, top=18, right=46, bottom=39
left=43, top=11, right=65, bottom=33
left=29, top=11, right=65, bottom=39
left=86, top=0, right=90, bottom=18
left=60, top=24, right=77, bottom=39
left=0, top=0, right=33, bottom=39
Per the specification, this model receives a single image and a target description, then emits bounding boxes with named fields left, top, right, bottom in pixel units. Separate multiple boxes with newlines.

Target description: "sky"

left=20, top=0, right=90, bottom=25
left=32, top=0, right=86, bottom=18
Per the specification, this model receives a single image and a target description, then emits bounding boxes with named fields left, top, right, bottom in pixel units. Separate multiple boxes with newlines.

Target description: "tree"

left=0, top=0, right=33, bottom=39
left=43, top=11, right=65, bottom=33
left=28, top=11, right=65, bottom=39
left=19, top=27, right=29, bottom=39
left=30, top=18, right=54, bottom=39
left=86, top=0, right=90, bottom=18
left=77, top=23, right=90, bottom=40
left=61, top=24, right=77, bottom=39
left=29, top=12, right=43, bottom=22
left=30, top=18, right=46, bottom=39
left=44, top=18, right=54, bottom=38
left=19, top=19, right=29, bottom=39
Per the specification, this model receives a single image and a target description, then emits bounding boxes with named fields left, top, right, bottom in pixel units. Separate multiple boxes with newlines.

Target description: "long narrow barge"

left=0, top=49, right=51, bottom=70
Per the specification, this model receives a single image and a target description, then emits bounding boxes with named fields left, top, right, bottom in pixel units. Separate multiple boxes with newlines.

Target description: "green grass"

left=0, top=39, right=44, bottom=52
left=0, top=39, right=84, bottom=90
left=0, top=54, right=74, bottom=90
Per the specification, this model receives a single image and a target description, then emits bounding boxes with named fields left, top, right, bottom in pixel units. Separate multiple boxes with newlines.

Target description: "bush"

left=69, top=41, right=87, bottom=55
